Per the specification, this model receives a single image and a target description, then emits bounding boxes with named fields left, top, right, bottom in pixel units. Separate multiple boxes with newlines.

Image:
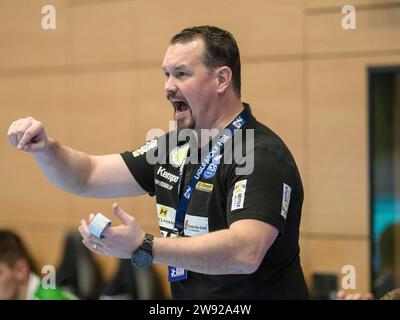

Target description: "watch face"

left=132, top=249, right=152, bottom=268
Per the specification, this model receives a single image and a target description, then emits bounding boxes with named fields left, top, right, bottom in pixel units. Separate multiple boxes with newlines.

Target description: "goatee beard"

left=176, top=121, right=195, bottom=134
left=175, top=121, right=198, bottom=147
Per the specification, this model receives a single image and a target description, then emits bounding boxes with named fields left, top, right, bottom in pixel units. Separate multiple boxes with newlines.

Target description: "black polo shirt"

left=121, top=104, right=309, bottom=299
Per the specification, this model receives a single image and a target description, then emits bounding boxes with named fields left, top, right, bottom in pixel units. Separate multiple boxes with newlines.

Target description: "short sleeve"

left=226, top=146, right=296, bottom=235
left=120, top=139, right=159, bottom=196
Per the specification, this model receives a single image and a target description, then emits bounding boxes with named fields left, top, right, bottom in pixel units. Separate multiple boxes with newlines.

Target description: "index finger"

left=7, top=120, right=23, bottom=147
left=17, top=122, right=41, bottom=150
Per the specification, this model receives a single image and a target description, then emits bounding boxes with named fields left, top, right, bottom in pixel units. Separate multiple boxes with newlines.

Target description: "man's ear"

left=13, top=259, right=30, bottom=282
left=216, top=66, right=232, bottom=94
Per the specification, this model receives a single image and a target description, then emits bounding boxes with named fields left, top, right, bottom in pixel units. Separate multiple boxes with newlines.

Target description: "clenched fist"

left=7, top=117, right=48, bottom=152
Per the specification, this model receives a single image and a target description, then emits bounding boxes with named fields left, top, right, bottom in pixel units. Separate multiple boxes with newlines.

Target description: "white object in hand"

left=89, top=213, right=112, bottom=238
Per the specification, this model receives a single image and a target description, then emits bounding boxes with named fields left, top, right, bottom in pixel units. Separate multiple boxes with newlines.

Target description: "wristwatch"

left=131, top=233, right=154, bottom=268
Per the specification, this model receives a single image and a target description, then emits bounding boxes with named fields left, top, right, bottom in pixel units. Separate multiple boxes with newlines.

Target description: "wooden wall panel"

left=306, top=2, right=400, bottom=53
left=66, top=70, right=134, bottom=226
left=306, top=0, right=381, bottom=9
left=130, top=0, right=304, bottom=62
left=69, top=1, right=133, bottom=64
left=242, top=61, right=305, bottom=174
left=0, top=0, right=67, bottom=68
left=304, top=54, right=400, bottom=236
left=0, top=75, right=68, bottom=225
left=300, top=236, right=370, bottom=294
left=304, top=57, right=369, bottom=235
left=68, top=71, right=133, bottom=153
left=130, top=68, right=171, bottom=146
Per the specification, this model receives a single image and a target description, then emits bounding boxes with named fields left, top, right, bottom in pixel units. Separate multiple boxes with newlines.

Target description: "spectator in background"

left=374, top=223, right=400, bottom=298
left=0, top=229, right=76, bottom=300
left=380, top=288, right=400, bottom=300
left=336, top=289, right=374, bottom=300
left=337, top=288, right=400, bottom=300
left=336, top=223, right=400, bottom=300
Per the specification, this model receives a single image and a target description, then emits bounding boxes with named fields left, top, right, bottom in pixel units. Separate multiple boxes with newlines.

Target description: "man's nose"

left=164, top=76, right=177, bottom=95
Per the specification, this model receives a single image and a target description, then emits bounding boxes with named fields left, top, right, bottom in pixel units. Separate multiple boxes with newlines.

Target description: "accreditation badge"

left=166, top=229, right=188, bottom=282
left=168, top=266, right=188, bottom=282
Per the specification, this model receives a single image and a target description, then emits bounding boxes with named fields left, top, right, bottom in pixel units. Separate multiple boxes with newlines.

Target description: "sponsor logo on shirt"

left=232, top=115, right=245, bottom=129
left=183, top=186, right=192, bottom=199
left=194, top=136, right=229, bottom=180
left=155, top=178, right=173, bottom=190
left=231, top=179, right=247, bottom=211
left=203, top=154, right=223, bottom=180
left=281, top=183, right=291, bottom=219
left=183, top=214, right=209, bottom=237
left=156, top=204, right=176, bottom=229
left=132, top=139, right=157, bottom=157
left=156, top=167, right=179, bottom=184
left=195, top=182, right=214, bottom=193
left=169, top=144, right=189, bottom=168
left=159, top=207, right=168, bottom=217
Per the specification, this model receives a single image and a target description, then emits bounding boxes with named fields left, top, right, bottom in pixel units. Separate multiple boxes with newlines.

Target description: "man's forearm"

left=32, top=137, right=92, bottom=195
left=152, top=229, right=259, bottom=275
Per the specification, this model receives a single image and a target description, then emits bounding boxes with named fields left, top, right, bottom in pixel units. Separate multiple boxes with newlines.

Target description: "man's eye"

left=177, top=72, right=188, bottom=78
left=164, top=72, right=170, bottom=78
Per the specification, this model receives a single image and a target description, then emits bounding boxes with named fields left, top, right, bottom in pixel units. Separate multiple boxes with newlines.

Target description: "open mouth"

left=170, top=99, right=189, bottom=112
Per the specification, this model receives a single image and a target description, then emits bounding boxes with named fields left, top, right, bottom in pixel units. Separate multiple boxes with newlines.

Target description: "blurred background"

left=1, top=0, right=400, bottom=299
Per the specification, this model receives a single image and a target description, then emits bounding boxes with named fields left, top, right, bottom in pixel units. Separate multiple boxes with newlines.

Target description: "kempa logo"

left=157, top=167, right=179, bottom=184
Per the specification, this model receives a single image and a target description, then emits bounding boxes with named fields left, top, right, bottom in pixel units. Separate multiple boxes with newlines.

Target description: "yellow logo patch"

left=195, top=182, right=214, bottom=193
left=170, top=145, right=190, bottom=167
left=159, top=207, right=168, bottom=217
left=231, top=179, right=247, bottom=211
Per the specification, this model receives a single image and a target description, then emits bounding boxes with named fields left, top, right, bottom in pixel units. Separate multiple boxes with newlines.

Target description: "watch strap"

left=141, top=233, right=154, bottom=253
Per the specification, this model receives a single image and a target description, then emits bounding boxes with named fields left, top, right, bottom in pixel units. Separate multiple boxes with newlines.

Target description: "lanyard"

left=173, top=106, right=250, bottom=234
